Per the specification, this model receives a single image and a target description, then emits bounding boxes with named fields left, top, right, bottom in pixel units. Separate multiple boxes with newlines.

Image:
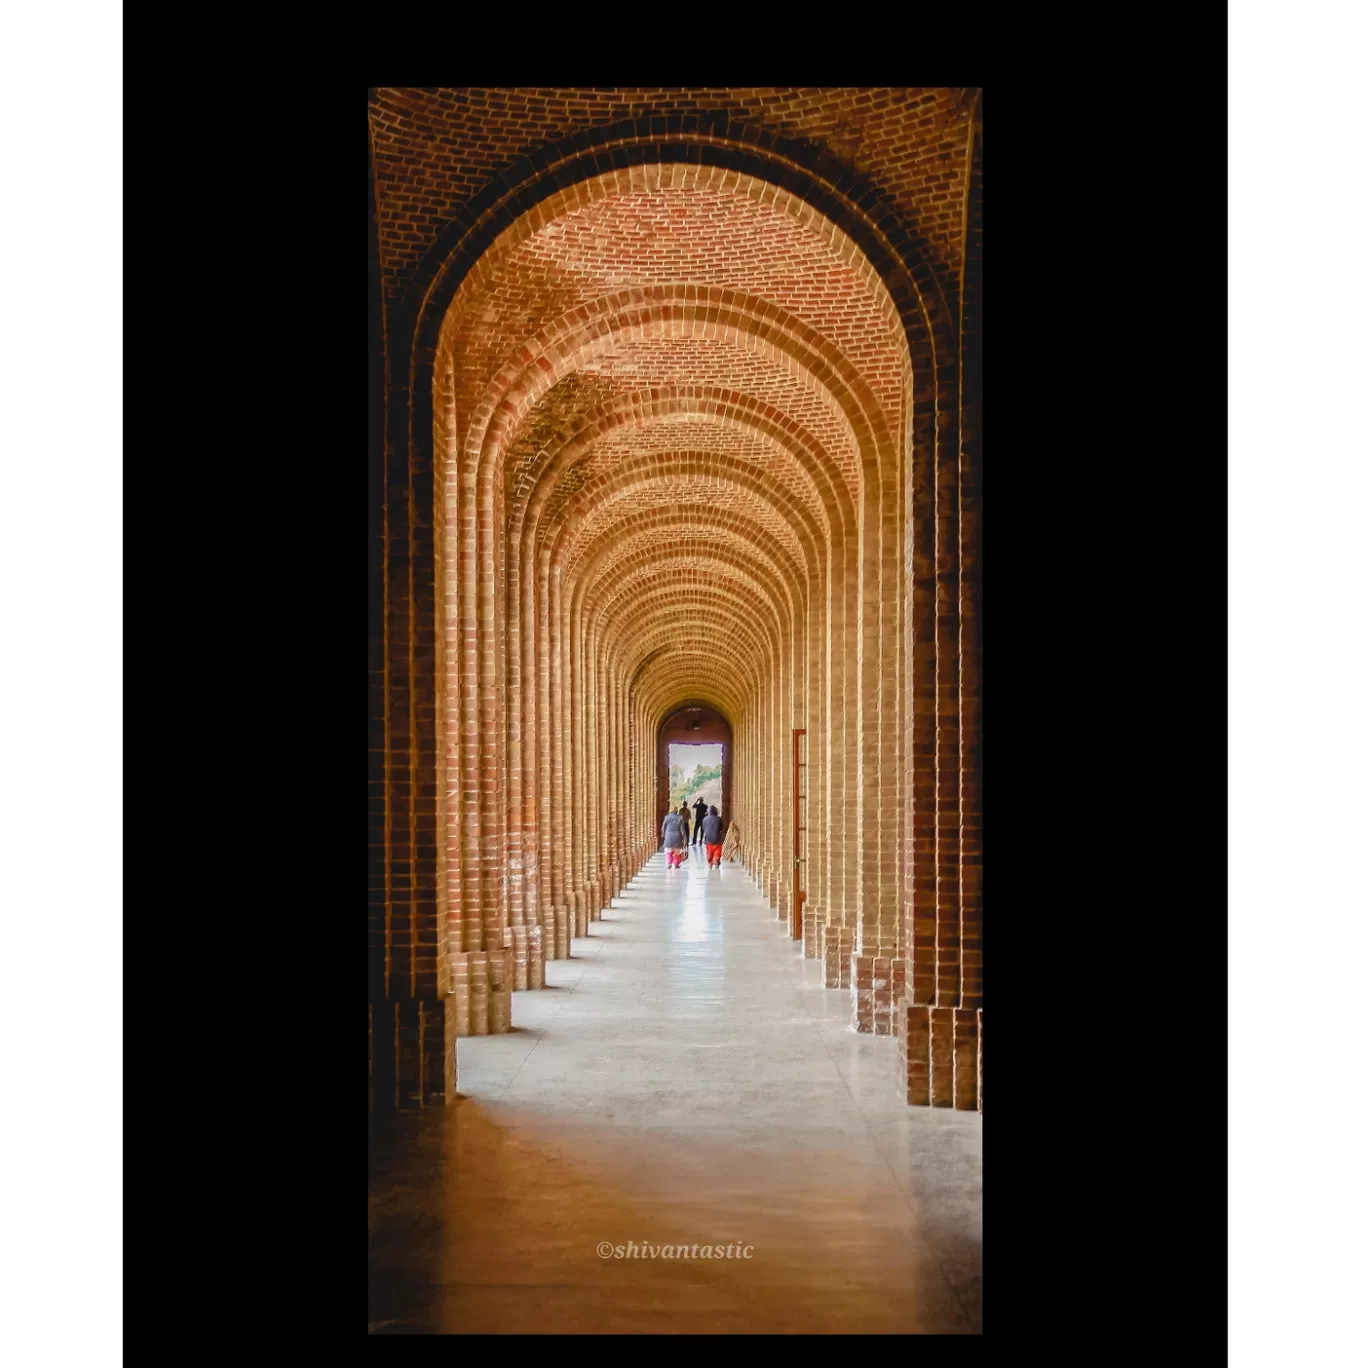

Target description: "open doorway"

left=656, top=704, right=732, bottom=839
left=668, top=743, right=724, bottom=812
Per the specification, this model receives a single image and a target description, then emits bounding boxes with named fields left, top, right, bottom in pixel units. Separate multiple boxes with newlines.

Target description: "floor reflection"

left=369, top=853, right=981, bottom=1334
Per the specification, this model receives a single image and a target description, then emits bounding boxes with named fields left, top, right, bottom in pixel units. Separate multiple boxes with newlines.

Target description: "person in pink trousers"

left=661, top=807, right=687, bottom=867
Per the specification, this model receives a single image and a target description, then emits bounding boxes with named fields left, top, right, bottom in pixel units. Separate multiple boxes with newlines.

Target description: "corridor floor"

left=368, top=852, right=982, bottom=1334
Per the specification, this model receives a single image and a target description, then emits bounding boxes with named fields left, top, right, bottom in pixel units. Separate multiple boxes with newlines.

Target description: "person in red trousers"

left=701, top=806, right=725, bottom=867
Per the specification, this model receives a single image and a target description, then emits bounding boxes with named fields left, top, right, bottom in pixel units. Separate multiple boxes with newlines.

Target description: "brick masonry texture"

left=368, top=88, right=983, bottom=1113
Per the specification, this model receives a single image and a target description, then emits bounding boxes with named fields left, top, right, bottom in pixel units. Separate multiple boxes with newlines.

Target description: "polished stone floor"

left=368, top=851, right=982, bottom=1334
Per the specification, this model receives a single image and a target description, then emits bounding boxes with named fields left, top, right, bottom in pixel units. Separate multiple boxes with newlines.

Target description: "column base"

left=468, top=951, right=490, bottom=1035
left=369, top=995, right=458, bottom=1112
left=511, top=925, right=530, bottom=991
left=928, top=1006, right=954, bottom=1106
left=893, top=999, right=982, bottom=1110
left=953, top=1008, right=979, bottom=1110
left=801, top=904, right=824, bottom=959
left=451, top=954, right=471, bottom=1036
left=527, top=925, right=545, bottom=989
left=821, top=925, right=854, bottom=988
left=850, top=955, right=906, bottom=1034
left=488, top=937, right=513, bottom=1034
left=448, top=945, right=516, bottom=1035
left=896, top=1001, right=931, bottom=1106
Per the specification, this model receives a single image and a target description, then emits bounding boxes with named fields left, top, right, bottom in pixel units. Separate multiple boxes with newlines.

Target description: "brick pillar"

left=527, top=925, right=544, bottom=990
left=469, top=951, right=489, bottom=1035
left=953, top=1008, right=978, bottom=1110
left=450, top=952, right=472, bottom=1036
left=823, top=925, right=854, bottom=989
left=977, top=1009, right=983, bottom=1112
left=875, top=959, right=905, bottom=1036
left=540, top=902, right=554, bottom=963
left=898, top=1001, right=931, bottom=1106
left=394, top=997, right=457, bottom=1109
left=488, top=939, right=513, bottom=1034
left=929, top=1006, right=954, bottom=1107
left=851, top=954, right=873, bottom=1031
left=851, top=955, right=906, bottom=1034
left=801, top=903, right=823, bottom=959
left=427, top=999, right=458, bottom=1104
left=395, top=999, right=420, bottom=1107
left=959, top=102, right=984, bottom=1022
left=489, top=984, right=511, bottom=1034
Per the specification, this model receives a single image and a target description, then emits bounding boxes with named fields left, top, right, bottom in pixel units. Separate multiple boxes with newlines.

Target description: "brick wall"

left=367, top=89, right=982, bottom=1112
left=895, top=94, right=983, bottom=1111
left=368, top=88, right=975, bottom=321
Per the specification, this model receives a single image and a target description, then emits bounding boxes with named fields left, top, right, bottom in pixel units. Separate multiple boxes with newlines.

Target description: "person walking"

left=677, top=803, right=692, bottom=848
left=701, top=805, right=725, bottom=867
left=661, top=807, right=687, bottom=868
left=691, top=795, right=708, bottom=845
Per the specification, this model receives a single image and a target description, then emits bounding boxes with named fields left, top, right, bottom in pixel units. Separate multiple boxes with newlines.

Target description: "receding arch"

left=369, top=88, right=984, bottom=1143
left=407, top=121, right=946, bottom=1081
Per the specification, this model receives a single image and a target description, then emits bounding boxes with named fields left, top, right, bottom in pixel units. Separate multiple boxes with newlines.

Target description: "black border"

left=124, top=65, right=1226, bottom=1350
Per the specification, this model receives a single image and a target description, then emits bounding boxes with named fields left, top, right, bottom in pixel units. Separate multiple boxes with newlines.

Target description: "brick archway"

left=655, top=704, right=734, bottom=842
left=369, top=90, right=982, bottom=1115
left=429, top=160, right=911, bottom=958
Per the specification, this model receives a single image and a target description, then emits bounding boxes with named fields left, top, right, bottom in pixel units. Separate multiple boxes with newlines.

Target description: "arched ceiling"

left=369, top=86, right=977, bottom=319
left=427, top=142, right=922, bottom=731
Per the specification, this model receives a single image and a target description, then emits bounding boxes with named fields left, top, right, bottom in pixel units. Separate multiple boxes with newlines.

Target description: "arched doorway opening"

left=656, top=704, right=732, bottom=846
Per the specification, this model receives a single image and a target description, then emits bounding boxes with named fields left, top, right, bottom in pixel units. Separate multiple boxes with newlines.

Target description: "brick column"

left=875, top=959, right=905, bottom=1036
left=851, top=953, right=907, bottom=1033
left=977, top=1009, right=983, bottom=1112
left=527, top=925, right=545, bottom=990
left=852, top=954, right=873, bottom=1031
left=897, top=1001, right=931, bottom=1107
left=953, top=1008, right=978, bottom=1110
left=929, top=1006, right=954, bottom=1108
left=958, top=99, right=984, bottom=1017
left=801, top=903, right=823, bottom=959
left=822, top=926, right=854, bottom=989
left=450, top=953, right=471, bottom=1036
left=392, top=997, right=457, bottom=1109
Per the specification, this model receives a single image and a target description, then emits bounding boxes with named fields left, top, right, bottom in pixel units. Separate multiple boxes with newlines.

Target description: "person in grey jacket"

left=661, top=808, right=688, bottom=868
left=701, top=806, right=725, bottom=866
